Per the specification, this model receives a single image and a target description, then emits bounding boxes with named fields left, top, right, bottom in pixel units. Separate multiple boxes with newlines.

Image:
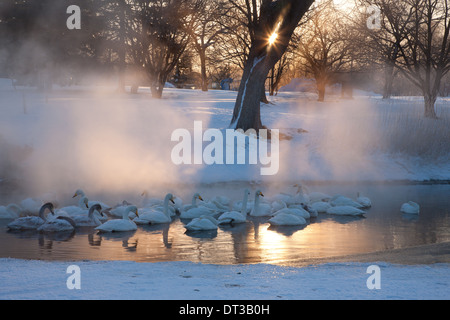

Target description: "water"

left=0, top=183, right=449, bottom=266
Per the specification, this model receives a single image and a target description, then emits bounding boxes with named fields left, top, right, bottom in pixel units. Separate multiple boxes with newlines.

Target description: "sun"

left=268, top=32, right=278, bottom=46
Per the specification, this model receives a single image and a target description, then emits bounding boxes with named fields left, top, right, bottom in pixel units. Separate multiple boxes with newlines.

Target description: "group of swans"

left=3, top=185, right=422, bottom=234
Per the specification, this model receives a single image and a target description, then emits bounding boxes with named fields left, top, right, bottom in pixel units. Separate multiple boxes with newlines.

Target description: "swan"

left=180, top=193, right=217, bottom=219
left=218, top=189, right=249, bottom=225
left=19, top=197, right=43, bottom=216
left=0, top=204, right=22, bottom=219
left=210, top=195, right=230, bottom=207
left=199, top=199, right=229, bottom=213
left=7, top=203, right=55, bottom=230
left=57, top=196, right=89, bottom=217
left=185, top=215, right=218, bottom=231
left=73, top=189, right=111, bottom=210
left=272, top=207, right=310, bottom=219
left=310, top=201, right=331, bottom=213
left=273, top=184, right=309, bottom=205
left=109, top=201, right=141, bottom=218
left=326, top=205, right=366, bottom=216
left=134, top=193, right=175, bottom=225
left=72, top=204, right=105, bottom=227
left=95, top=206, right=139, bottom=232
left=400, top=201, right=419, bottom=214
left=356, top=192, right=372, bottom=208
left=288, top=203, right=318, bottom=218
left=141, top=191, right=182, bottom=213
left=330, top=195, right=364, bottom=208
left=249, top=190, right=272, bottom=216
left=181, top=193, right=203, bottom=212
left=308, top=191, right=332, bottom=203
left=38, top=216, right=76, bottom=232
left=268, top=212, right=307, bottom=226
left=271, top=200, right=287, bottom=212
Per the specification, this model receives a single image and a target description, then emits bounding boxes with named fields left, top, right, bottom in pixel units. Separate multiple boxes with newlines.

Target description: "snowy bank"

left=0, top=258, right=449, bottom=300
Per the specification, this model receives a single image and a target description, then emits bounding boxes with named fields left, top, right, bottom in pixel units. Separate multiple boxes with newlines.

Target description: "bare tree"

left=394, top=0, right=450, bottom=118
left=295, top=1, right=353, bottom=102
left=128, top=0, right=191, bottom=98
left=229, top=0, right=314, bottom=131
left=186, top=0, right=228, bottom=91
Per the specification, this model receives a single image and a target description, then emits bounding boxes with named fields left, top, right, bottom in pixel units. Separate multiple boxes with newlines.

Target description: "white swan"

left=271, top=200, right=287, bottom=212
left=185, top=215, right=218, bottom=231
left=134, top=193, right=175, bottom=225
left=400, top=201, right=420, bottom=214
left=19, top=197, right=43, bottom=216
left=273, top=184, right=309, bottom=205
left=38, top=216, right=76, bottom=232
left=7, top=203, right=54, bottom=230
left=141, top=191, right=182, bottom=214
left=272, top=206, right=310, bottom=219
left=73, top=189, right=111, bottom=210
left=326, top=205, right=366, bottom=216
left=95, top=206, right=139, bottom=232
left=180, top=193, right=217, bottom=219
left=218, top=189, right=249, bottom=225
left=308, top=191, right=332, bottom=203
left=249, top=190, right=272, bottom=216
left=310, top=201, right=331, bottom=213
left=268, top=212, right=307, bottom=226
left=330, top=195, right=364, bottom=208
left=57, top=196, right=89, bottom=217
left=356, top=192, right=372, bottom=208
left=181, top=193, right=203, bottom=212
left=72, top=204, right=105, bottom=227
left=291, top=203, right=318, bottom=218
left=0, top=204, right=22, bottom=219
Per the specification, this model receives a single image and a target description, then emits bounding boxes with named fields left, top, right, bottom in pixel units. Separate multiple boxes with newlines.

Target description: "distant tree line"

left=0, top=0, right=449, bottom=122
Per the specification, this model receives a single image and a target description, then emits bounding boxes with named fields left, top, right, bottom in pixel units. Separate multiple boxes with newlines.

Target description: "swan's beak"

left=170, top=198, right=175, bottom=204
left=135, top=210, right=139, bottom=218
left=259, top=192, right=264, bottom=197
left=72, top=193, right=77, bottom=198
left=198, top=196, right=204, bottom=201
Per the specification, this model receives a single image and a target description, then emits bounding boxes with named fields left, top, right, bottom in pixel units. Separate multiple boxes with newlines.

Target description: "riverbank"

left=1, top=243, right=449, bottom=300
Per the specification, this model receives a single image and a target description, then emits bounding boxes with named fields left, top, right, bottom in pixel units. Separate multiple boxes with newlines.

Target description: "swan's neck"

left=240, top=193, right=249, bottom=215
left=191, top=196, right=198, bottom=207
left=38, top=207, right=50, bottom=221
left=254, top=194, right=261, bottom=213
left=122, top=210, right=131, bottom=220
left=163, top=197, right=170, bottom=217
left=88, top=208, right=95, bottom=219
left=78, top=197, right=87, bottom=208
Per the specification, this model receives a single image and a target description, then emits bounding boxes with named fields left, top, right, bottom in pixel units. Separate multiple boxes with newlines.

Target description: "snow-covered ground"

left=1, top=80, right=449, bottom=300
left=0, top=258, right=449, bottom=300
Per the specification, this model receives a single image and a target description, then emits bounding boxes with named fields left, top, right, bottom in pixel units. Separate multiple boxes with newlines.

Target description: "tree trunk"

left=117, top=0, right=127, bottom=93
left=199, top=50, right=208, bottom=92
left=260, top=80, right=269, bottom=104
left=230, top=55, right=269, bottom=131
left=383, top=62, right=395, bottom=99
left=424, top=94, right=438, bottom=118
left=317, top=80, right=326, bottom=102
left=229, top=0, right=314, bottom=132
left=151, top=83, right=164, bottom=99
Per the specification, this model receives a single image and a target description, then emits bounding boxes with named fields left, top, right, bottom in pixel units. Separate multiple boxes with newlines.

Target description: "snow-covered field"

left=1, top=80, right=449, bottom=300
left=1, top=258, right=449, bottom=300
